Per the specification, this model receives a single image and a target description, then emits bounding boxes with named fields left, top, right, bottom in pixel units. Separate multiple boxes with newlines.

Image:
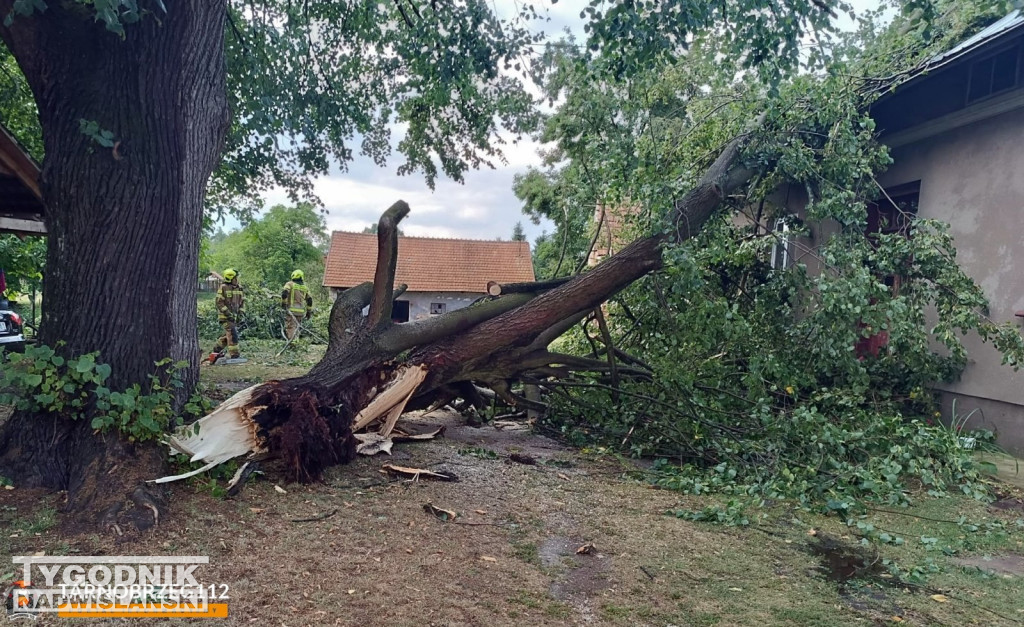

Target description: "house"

left=775, top=11, right=1024, bottom=453
left=588, top=203, right=641, bottom=267
left=0, top=123, right=45, bottom=236
left=323, top=231, right=536, bottom=322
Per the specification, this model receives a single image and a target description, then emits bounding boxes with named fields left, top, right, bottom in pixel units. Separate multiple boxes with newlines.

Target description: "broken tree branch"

left=486, top=277, right=572, bottom=296
left=367, top=200, right=410, bottom=327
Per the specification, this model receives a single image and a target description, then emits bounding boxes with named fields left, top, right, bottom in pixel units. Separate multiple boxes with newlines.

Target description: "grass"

left=199, top=338, right=326, bottom=385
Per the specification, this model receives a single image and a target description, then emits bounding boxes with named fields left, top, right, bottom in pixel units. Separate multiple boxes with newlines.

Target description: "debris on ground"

left=423, top=503, right=457, bottom=521
left=508, top=453, right=537, bottom=465
left=382, top=464, right=457, bottom=482
left=576, top=542, right=596, bottom=555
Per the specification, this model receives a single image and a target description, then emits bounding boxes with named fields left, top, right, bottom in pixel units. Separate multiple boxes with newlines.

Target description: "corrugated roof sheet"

left=928, top=10, right=1024, bottom=67
left=323, top=231, right=536, bottom=292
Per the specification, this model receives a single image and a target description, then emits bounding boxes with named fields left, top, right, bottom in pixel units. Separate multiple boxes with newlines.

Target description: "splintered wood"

left=352, top=365, right=428, bottom=434
left=352, top=365, right=436, bottom=456
left=151, top=384, right=267, bottom=483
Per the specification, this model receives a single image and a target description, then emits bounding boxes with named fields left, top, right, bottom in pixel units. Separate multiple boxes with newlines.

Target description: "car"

left=0, top=308, right=25, bottom=353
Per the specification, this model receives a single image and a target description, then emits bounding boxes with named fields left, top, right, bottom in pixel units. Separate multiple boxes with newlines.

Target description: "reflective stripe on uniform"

left=284, top=281, right=308, bottom=314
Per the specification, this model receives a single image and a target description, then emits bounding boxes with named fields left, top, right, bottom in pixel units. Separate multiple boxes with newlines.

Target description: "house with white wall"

left=323, top=231, right=535, bottom=322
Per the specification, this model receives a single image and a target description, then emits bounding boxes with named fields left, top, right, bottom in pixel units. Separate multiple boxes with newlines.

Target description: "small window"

left=967, top=46, right=1020, bottom=103
left=770, top=219, right=791, bottom=270
left=429, top=302, right=446, bottom=315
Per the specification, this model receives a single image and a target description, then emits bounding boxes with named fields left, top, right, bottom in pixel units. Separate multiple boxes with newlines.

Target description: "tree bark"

left=0, top=0, right=229, bottom=529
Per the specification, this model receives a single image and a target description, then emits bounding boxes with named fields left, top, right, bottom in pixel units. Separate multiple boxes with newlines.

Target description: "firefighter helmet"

left=223, top=268, right=237, bottom=281
left=291, top=269, right=304, bottom=281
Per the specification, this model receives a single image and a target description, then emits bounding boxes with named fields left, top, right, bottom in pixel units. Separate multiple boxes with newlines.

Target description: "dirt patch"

left=955, top=554, right=1024, bottom=576
left=808, top=533, right=884, bottom=583
left=434, top=411, right=571, bottom=462
left=990, top=496, right=1024, bottom=514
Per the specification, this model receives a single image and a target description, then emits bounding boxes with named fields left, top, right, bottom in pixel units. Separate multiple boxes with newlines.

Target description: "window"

left=391, top=300, right=410, bottom=323
left=867, top=183, right=920, bottom=296
left=770, top=218, right=791, bottom=270
left=967, top=45, right=1021, bottom=104
left=429, top=302, right=446, bottom=315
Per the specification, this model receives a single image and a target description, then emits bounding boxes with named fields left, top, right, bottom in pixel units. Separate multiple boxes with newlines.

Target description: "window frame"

left=966, top=43, right=1022, bottom=105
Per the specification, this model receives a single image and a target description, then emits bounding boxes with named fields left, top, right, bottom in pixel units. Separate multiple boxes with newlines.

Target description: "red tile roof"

left=323, top=231, right=536, bottom=292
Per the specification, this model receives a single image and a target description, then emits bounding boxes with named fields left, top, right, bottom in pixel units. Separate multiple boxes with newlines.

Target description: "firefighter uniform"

left=281, top=270, right=313, bottom=340
left=213, top=269, right=245, bottom=358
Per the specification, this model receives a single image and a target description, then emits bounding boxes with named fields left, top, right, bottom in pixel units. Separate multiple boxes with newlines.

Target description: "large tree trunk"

left=0, top=1, right=229, bottom=529
left=161, top=131, right=759, bottom=488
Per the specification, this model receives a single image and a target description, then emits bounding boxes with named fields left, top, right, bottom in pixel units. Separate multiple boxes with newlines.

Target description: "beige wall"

left=879, top=108, right=1024, bottom=399
left=878, top=107, right=1024, bottom=452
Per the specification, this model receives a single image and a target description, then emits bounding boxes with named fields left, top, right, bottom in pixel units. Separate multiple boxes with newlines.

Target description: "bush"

left=198, top=284, right=329, bottom=343
left=0, top=345, right=212, bottom=442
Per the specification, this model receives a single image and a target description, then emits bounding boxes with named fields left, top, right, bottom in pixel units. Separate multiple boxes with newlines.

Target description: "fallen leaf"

left=891, top=617, right=905, bottom=623
left=576, top=543, right=596, bottom=555
left=807, top=528, right=818, bottom=536
left=930, top=594, right=949, bottom=603
left=728, top=587, right=743, bottom=592
left=249, top=507, right=265, bottom=513
left=3, top=485, right=13, bottom=490
left=274, top=485, right=287, bottom=494
left=347, top=590, right=355, bottom=595
left=474, top=510, right=488, bottom=515
left=480, top=556, right=497, bottom=563
left=557, top=473, right=570, bottom=481
left=423, top=502, right=457, bottom=521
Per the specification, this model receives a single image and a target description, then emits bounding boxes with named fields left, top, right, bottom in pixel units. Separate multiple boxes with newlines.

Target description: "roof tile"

left=323, top=231, right=536, bottom=292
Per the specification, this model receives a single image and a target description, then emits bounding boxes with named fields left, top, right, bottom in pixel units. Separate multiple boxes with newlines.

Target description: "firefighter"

left=281, top=269, right=313, bottom=340
left=209, top=268, right=245, bottom=362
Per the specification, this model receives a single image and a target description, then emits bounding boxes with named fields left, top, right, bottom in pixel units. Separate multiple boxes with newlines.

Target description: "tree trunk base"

left=0, top=412, right=166, bottom=534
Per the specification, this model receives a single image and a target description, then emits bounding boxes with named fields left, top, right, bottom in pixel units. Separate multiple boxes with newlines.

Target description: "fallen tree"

left=157, top=126, right=759, bottom=487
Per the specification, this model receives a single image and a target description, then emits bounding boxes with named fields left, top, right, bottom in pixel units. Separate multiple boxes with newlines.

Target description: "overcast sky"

left=245, top=0, right=881, bottom=245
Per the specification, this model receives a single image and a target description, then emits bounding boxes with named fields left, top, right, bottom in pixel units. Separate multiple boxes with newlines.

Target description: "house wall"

left=327, top=288, right=482, bottom=322
left=876, top=107, right=1024, bottom=453
left=402, top=292, right=481, bottom=321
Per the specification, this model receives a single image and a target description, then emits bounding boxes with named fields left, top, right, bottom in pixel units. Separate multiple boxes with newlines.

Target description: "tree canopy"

left=204, top=203, right=327, bottom=289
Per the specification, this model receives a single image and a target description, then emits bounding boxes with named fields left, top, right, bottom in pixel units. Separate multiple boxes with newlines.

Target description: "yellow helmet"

left=291, top=269, right=304, bottom=281
left=223, top=268, right=237, bottom=281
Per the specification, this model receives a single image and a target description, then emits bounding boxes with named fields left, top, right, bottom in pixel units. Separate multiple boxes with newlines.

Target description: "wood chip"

left=274, top=485, right=287, bottom=494
left=480, top=556, right=497, bottom=563
left=576, top=543, right=596, bottom=555
left=382, top=464, right=457, bottom=482
left=422, top=503, right=457, bottom=521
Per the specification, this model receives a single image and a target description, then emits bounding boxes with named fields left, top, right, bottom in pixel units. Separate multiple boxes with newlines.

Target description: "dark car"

left=0, top=308, right=25, bottom=353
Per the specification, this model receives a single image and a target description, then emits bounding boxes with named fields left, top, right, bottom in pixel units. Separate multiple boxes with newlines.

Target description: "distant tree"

left=362, top=224, right=404, bottom=236
left=207, top=204, right=327, bottom=288
left=511, top=222, right=526, bottom=242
